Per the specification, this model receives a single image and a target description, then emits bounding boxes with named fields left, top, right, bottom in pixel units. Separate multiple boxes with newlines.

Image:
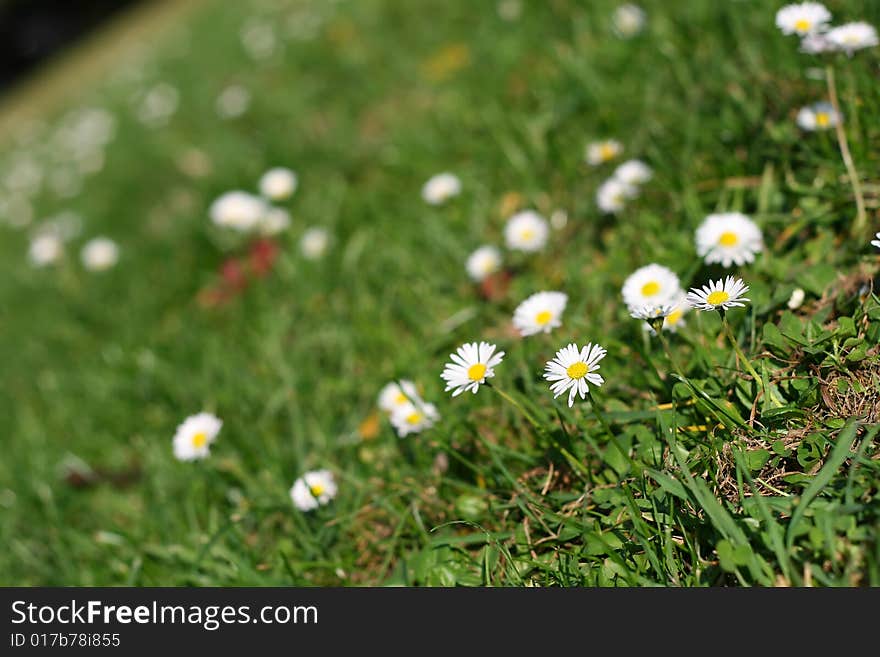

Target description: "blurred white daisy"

left=613, top=159, right=652, bottom=186
left=135, top=83, right=179, bottom=128
left=687, top=276, right=751, bottom=312
left=421, top=172, right=461, bottom=205
left=775, top=3, right=831, bottom=36
left=586, top=139, right=623, bottom=166
left=259, top=167, right=298, bottom=201
left=172, top=412, right=222, bottom=462
left=441, top=341, right=505, bottom=396
left=290, top=470, right=337, bottom=511
left=466, top=245, right=502, bottom=282
left=80, top=237, right=119, bottom=272
left=612, top=4, right=646, bottom=38
left=550, top=209, right=568, bottom=230
left=504, top=210, right=548, bottom=252
left=216, top=84, right=251, bottom=119
left=390, top=400, right=440, bottom=437
left=826, top=22, right=879, bottom=55
left=300, top=227, right=329, bottom=260
left=512, top=291, right=568, bottom=336
left=259, top=207, right=291, bottom=236
left=378, top=380, right=420, bottom=414
left=695, top=212, right=763, bottom=267
left=871, top=232, right=880, bottom=249
left=630, top=303, right=674, bottom=322
left=241, top=21, right=277, bottom=61
left=497, top=0, right=522, bottom=22
left=28, top=233, right=63, bottom=267
left=787, top=288, right=806, bottom=310
left=210, top=191, right=266, bottom=231
left=621, top=263, right=681, bottom=310
left=544, top=342, right=607, bottom=407
left=597, top=178, right=637, bottom=214
left=640, top=292, right=690, bottom=334
left=800, top=32, right=833, bottom=54
left=796, top=102, right=841, bottom=131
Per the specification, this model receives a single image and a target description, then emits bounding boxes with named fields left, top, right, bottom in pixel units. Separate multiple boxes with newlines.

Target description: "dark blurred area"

left=0, top=0, right=144, bottom=92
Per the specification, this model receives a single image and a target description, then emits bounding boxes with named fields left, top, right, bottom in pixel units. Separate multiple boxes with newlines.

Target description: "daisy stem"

left=825, top=63, right=867, bottom=239
left=586, top=390, right=635, bottom=470
left=721, top=314, right=765, bottom=398
left=489, top=384, right=541, bottom=429
left=490, top=384, right=591, bottom=480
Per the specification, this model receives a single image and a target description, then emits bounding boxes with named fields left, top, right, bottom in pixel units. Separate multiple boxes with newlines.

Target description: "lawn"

left=1, top=0, right=879, bottom=586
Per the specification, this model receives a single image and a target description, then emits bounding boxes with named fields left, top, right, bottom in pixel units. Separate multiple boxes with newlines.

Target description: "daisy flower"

left=871, top=232, right=880, bottom=250
left=586, top=139, right=623, bottom=166
left=796, top=102, right=841, bottom=131
left=389, top=400, right=440, bottom=437
left=640, top=292, right=690, bottom=334
left=421, top=172, right=462, bottom=205
left=300, top=227, right=329, bottom=260
left=210, top=191, right=266, bottom=232
left=596, top=178, right=637, bottom=214
left=612, top=4, right=646, bottom=38
left=290, top=470, right=337, bottom=511
left=216, top=84, right=251, bottom=119
left=621, top=263, right=681, bottom=310
left=800, top=32, right=833, bottom=54
left=687, top=276, right=750, bottom=312
left=80, top=237, right=119, bottom=271
left=659, top=293, right=690, bottom=333
left=629, top=303, right=674, bottom=322
left=466, top=245, right=502, bottom=282
left=259, top=207, right=291, bottom=235
left=775, top=3, right=831, bottom=36
left=512, top=291, right=568, bottom=336
left=826, top=22, right=879, bottom=55
left=259, top=167, right=298, bottom=201
left=172, top=412, right=222, bottom=462
left=504, top=210, right=549, bottom=253
left=28, top=233, right=63, bottom=267
left=613, top=159, right=652, bottom=186
left=544, top=343, right=606, bottom=407
left=378, top=379, right=420, bottom=414
left=787, top=288, right=806, bottom=310
left=441, top=341, right=505, bottom=396
left=695, top=212, right=763, bottom=267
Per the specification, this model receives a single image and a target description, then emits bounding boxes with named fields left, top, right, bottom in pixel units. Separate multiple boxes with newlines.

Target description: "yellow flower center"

left=566, top=361, right=589, bottom=379
left=310, top=484, right=325, bottom=497
left=794, top=19, right=811, bottom=32
left=706, top=291, right=730, bottom=306
left=394, top=392, right=409, bottom=404
left=520, top=228, right=535, bottom=241
left=718, top=231, right=739, bottom=246
left=600, top=144, right=616, bottom=161
left=641, top=281, right=660, bottom=297
left=192, top=432, right=208, bottom=448
left=666, top=309, right=683, bottom=325
left=405, top=412, right=423, bottom=425
left=467, top=363, right=487, bottom=381
left=535, top=310, right=553, bottom=325
left=815, top=112, right=829, bottom=127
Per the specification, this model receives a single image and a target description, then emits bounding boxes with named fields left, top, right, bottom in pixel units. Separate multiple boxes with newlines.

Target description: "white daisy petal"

left=694, top=212, right=763, bottom=268
left=512, top=291, right=568, bottom=337
left=543, top=341, right=607, bottom=407
left=687, top=276, right=751, bottom=312
left=622, top=264, right=682, bottom=310
left=172, top=412, right=222, bottom=462
left=504, top=210, right=549, bottom=253
left=290, top=469, right=337, bottom=511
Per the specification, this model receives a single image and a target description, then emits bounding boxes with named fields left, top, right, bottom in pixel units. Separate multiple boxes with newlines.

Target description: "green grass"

left=1, top=0, right=879, bottom=586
